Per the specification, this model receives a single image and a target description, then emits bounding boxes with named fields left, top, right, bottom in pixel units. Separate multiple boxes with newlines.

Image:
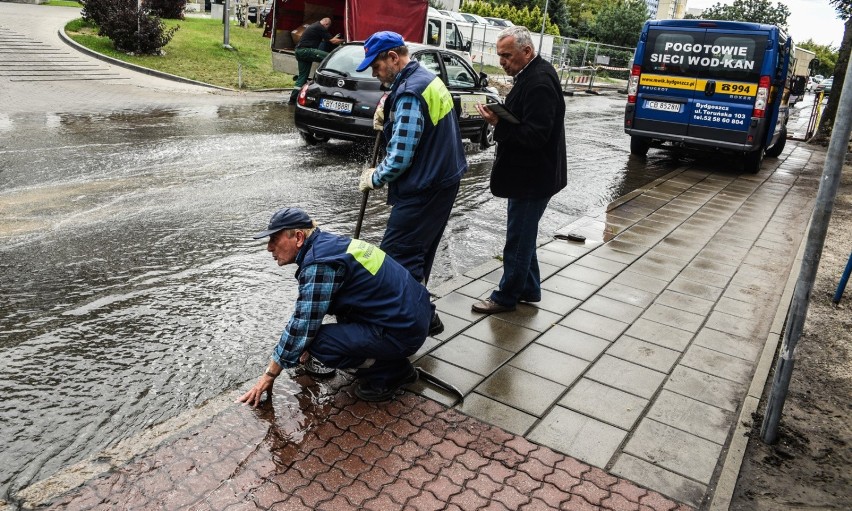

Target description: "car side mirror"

left=464, top=41, right=472, bottom=53
left=479, top=72, right=488, bottom=87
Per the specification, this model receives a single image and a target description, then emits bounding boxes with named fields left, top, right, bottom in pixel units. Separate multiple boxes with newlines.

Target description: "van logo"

left=337, top=79, right=346, bottom=87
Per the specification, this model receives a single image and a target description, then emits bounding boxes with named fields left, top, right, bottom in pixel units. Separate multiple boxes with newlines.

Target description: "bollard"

left=833, top=250, right=852, bottom=303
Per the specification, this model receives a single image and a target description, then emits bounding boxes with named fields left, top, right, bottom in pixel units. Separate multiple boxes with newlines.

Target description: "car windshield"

left=320, top=44, right=374, bottom=79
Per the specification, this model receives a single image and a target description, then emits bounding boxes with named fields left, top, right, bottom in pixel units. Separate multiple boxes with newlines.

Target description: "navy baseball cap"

left=253, top=207, right=313, bottom=239
left=356, top=31, right=405, bottom=72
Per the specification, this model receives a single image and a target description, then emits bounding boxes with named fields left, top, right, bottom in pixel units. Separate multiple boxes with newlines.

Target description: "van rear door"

left=633, top=25, right=768, bottom=148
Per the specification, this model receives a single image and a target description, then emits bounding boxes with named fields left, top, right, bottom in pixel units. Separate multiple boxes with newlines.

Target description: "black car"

left=293, top=42, right=501, bottom=148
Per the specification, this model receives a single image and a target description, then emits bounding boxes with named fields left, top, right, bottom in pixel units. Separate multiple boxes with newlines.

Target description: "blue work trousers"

left=380, top=182, right=460, bottom=286
left=490, top=196, right=551, bottom=307
left=308, top=305, right=433, bottom=388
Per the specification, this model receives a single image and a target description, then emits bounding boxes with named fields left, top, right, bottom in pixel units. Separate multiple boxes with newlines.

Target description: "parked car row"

left=436, top=9, right=514, bottom=28
left=806, top=74, right=833, bottom=94
left=293, top=42, right=501, bottom=148
left=814, top=77, right=833, bottom=95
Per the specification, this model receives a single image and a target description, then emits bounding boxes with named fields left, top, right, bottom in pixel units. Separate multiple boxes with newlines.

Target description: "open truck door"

left=270, top=0, right=428, bottom=76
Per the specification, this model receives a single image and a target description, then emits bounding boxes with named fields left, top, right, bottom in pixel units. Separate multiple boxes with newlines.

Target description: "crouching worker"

left=237, top=207, right=433, bottom=405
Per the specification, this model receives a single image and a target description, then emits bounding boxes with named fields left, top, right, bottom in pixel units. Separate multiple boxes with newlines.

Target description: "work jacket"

left=298, top=230, right=430, bottom=334
left=383, top=61, right=467, bottom=204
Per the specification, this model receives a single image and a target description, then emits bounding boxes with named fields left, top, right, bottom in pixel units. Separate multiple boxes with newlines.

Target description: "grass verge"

left=64, top=17, right=291, bottom=90
left=45, top=1, right=84, bottom=7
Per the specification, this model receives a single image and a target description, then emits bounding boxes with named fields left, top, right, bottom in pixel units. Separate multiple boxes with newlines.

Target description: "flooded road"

left=0, top=93, right=683, bottom=502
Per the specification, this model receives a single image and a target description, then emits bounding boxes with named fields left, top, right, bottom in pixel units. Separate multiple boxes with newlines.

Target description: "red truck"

left=265, top=0, right=472, bottom=75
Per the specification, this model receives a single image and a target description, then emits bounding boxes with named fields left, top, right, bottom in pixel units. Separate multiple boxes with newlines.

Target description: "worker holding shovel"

left=355, top=31, right=467, bottom=337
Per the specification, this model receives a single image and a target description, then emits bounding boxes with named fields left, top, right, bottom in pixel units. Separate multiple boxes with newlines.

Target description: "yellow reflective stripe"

left=639, top=74, right=698, bottom=90
left=699, top=79, right=756, bottom=97
left=640, top=74, right=757, bottom=97
left=346, top=239, right=385, bottom=276
left=422, top=77, right=454, bottom=126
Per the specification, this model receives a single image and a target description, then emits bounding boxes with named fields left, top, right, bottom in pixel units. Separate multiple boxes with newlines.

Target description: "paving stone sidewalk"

left=13, top=143, right=823, bottom=511
left=30, top=375, right=688, bottom=511
left=416, top=142, right=822, bottom=507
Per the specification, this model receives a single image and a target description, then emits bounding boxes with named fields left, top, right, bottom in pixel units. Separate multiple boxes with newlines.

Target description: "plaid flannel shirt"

left=372, top=95, right=425, bottom=187
left=272, top=262, right=345, bottom=368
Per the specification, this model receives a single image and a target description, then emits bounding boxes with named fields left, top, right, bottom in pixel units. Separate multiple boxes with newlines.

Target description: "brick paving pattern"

left=42, top=375, right=690, bottom=511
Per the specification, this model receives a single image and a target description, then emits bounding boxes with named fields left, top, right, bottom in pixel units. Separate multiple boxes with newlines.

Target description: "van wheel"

left=765, top=126, right=787, bottom=158
left=479, top=122, right=495, bottom=149
left=299, top=131, right=329, bottom=146
left=744, top=148, right=764, bottom=173
left=630, top=136, right=650, bottom=157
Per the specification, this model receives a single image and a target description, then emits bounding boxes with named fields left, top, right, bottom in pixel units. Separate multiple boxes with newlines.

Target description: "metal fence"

left=550, top=37, right=635, bottom=92
left=466, top=31, right=635, bottom=93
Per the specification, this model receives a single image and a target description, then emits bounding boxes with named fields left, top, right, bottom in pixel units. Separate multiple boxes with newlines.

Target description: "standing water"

left=0, top=94, right=681, bottom=503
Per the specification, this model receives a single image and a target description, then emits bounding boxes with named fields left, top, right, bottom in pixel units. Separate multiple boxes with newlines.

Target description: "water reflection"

left=0, top=94, right=677, bottom=502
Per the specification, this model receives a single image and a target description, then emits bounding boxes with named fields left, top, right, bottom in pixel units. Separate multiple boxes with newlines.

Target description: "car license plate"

left=319, top=98, right=352, bottom=114
left=645, top=100, right=681, bottom=113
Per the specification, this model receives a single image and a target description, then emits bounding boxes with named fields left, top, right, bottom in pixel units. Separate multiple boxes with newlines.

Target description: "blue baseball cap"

left=253, top=207, right=314, bottom=239
left=356, top=31, right=405, bottom=72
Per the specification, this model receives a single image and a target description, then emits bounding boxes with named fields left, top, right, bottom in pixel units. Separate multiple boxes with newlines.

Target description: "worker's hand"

left=359, top=168, right=376, bottom=192
left=236, top=373, right=275, bottom=408
left=373, top=105, right=385, bottom=131
left=476, top=103, right=499, bottom=125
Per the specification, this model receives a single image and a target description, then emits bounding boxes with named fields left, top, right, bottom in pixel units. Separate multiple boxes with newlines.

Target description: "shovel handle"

left=354, top=132, right=383, bottom=239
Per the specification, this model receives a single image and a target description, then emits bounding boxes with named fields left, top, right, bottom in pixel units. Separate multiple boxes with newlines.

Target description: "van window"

left=642, top=29, right=767, bottom=83
left=642, top=31, right=698, bottom=76
left=702, top=33, right=766, bottom=82
left=445, top=22, right=464, bottom=51
left=427, top=19, right=441, bottom=46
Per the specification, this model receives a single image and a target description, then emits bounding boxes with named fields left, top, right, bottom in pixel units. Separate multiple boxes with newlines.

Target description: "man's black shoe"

left=355, top=367, right=418, bottom=402
left=429, top=311, right=444, bottom=336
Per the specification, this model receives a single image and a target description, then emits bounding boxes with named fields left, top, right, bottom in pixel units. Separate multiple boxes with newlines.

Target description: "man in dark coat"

left=472, top=26, right=567, bottom=314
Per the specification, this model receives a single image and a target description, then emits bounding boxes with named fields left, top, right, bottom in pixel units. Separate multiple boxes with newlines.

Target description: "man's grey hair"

left=497, top=26, right=534, bottom=52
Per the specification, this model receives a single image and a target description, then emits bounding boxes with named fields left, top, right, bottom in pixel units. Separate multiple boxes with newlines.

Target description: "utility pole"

left=538, top=0, right=550, bottom=54
left=223, top=0, right=233, bottom=50
left=760, top=52, right=852, bottom=444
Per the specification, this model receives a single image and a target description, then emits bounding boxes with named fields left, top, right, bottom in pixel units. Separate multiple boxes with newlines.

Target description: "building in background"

left=653, top=0, right=687, bottom=19
left=644, top=0, right=660, bottom=18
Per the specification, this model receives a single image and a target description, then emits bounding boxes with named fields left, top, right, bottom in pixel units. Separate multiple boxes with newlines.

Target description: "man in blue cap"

left=237, top=207, right=433, bottom=404
left=355, top=31, right=467, bottom=337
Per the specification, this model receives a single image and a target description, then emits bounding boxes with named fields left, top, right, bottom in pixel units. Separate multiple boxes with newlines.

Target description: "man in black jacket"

left=472, top=26, right=567, bottom=314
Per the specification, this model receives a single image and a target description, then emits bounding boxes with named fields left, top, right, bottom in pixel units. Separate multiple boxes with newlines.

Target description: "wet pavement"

left=10, top=142, right=823, bottom=511
left=1, top=3, right=827, bottom=510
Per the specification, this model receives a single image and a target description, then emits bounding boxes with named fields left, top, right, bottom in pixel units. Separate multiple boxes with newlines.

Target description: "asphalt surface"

left=1, top=3, right=826, bottom=510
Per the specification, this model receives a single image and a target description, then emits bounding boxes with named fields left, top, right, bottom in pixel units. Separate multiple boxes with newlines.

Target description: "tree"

left=564, top=0, right=609, bottom=39
left=699, top=0, right=791, bottom=29
left=81, top=0, right=178, bottom=55
left=590, top=0, right=648, bottom=47
left=145, top=0, right=187, bottom=19
left=798, top=39, right=839, bottom=78
left=812, top=0, right=852, bottom=143
left=460, top=1, right=560, bottom=34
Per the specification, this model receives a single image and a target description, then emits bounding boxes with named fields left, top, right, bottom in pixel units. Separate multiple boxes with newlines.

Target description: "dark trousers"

left=490, top=196, right=551, bottom=307
left=380, top=182, right=460, bottom=286
left=294, top=47, right=328, bottom=87
left=307, top=302, right=433, bottom=388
